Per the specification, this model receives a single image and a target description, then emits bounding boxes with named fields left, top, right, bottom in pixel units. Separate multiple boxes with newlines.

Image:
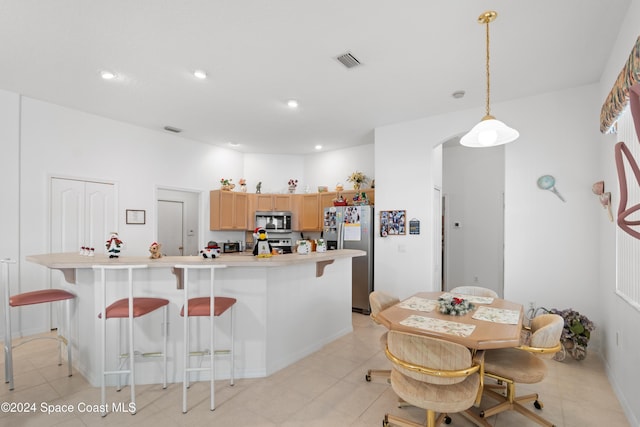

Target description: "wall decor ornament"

left=536, top=175, right=565, bottom=202
left=591, top=181, right=613, bottom=222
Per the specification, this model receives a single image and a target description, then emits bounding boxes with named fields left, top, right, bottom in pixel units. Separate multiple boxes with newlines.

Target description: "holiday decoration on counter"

left=149, top=242, right=163, bottom=259
left=316, top=239, right=327, bottom=253
left=253, top=227, right=272, bottom=258
left=296, top=240, right=310, bottom=255
left=105, top=232, right=123, bottom=258
left=79, top=246, right=95, bottom=256
left=200, top=241, right=221, bottom=259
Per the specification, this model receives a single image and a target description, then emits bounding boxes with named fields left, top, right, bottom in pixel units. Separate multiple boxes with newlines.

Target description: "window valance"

left=600, top=36, right=640, bottom=134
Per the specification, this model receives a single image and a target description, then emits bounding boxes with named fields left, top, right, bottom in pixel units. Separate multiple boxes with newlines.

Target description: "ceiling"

left=0, top=0, right=631, bottom=154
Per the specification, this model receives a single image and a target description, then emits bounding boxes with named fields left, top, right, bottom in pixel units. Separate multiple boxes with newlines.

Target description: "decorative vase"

left=353, top=182, right=361, bottom=191
left=288, top=186, right=296, bottom=194
left=240, top=184, right=247, bottom=192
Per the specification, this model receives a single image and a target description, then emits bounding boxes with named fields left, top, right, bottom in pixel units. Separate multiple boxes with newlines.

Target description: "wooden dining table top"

left=376, top=291, right=524, bottom=350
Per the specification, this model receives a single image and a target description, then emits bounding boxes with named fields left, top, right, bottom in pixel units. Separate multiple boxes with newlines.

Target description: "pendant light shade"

left=461, top=11, right=519, bottom=148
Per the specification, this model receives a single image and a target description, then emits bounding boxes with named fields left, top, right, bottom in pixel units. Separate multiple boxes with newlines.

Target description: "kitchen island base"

left=27, top=251, right=361, bottom=386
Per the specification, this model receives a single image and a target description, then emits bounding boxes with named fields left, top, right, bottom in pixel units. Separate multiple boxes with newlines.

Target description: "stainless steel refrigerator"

left=323, top=205, right=374, bottom=314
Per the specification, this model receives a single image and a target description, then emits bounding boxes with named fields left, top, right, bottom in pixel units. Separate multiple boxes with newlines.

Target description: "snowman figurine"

left=105, top=232, right=123, bottom=258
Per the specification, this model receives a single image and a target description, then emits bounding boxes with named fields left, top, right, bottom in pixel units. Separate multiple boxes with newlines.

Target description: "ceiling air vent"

left=335, top=52, right=361, bottom=69
left=163, top=125, right=182, bottom=133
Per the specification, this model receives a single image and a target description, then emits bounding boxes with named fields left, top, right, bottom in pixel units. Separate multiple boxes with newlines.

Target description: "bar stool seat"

left=180, top=296, right=236, bottom=317
left=175, top=264, right=233, bottom=413
left=94, top=264, right=168, bottom=416
left=2, top=258, right=75, bottom=391
left=100, top=297, right=170, bottom=318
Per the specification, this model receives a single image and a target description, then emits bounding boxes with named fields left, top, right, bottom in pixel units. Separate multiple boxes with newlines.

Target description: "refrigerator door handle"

left=338, top=222, right=344, bottom=249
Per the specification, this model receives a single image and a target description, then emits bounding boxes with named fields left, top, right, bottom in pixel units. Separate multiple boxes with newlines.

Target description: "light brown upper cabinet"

left=210, top=190, right=249, bottom=230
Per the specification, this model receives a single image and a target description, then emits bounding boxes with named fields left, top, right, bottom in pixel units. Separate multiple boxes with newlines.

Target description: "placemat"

left=400, top=314, right=476, bottom=337
left=397, top=296, right=437, bottom=312
left=441, top=292, right=494, bottom=304
left=472, top=306, right=520, bottom=324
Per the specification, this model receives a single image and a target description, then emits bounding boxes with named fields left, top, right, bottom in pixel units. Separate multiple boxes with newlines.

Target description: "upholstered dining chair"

left=450, top=286, right=499, bottom=299
left=382, top=330, right=490, bottom=427
left=480, top=313, right=564, bottom=427
left=365, top=291, right=399, bottom=383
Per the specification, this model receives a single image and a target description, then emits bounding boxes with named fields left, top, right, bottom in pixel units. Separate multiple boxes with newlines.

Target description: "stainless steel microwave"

left=255, top=211, right=292, bottom=233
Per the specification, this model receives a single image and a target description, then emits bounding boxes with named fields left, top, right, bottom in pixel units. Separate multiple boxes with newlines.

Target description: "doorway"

left=157, top=188, right=200, bottom=257
left=440, top=138, right=505, bottom=297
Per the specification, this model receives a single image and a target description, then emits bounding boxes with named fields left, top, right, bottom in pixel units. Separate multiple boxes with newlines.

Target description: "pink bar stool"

left=2, top=258, right=75, bottom=391
left=93, top=264, right=169, bottom=416
left=175, top=264, right=234, bottom=413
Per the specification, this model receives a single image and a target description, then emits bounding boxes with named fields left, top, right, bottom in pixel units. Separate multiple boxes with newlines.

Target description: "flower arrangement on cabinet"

left=347, top=171, right=368, bottom=190
left=220, top=178, right=235, bottom=190
left=288, top=179, right=298, bottom=193
left=239, top=178, right=247, bottom=192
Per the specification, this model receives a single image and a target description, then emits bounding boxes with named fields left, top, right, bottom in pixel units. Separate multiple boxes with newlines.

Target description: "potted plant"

left=220, top=178, right=235, bottom=191
left=549, top=308, right=595, bottom=361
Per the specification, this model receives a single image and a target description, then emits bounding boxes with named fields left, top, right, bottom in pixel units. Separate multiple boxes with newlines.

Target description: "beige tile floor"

left=0, top=313, right=630, bottom=427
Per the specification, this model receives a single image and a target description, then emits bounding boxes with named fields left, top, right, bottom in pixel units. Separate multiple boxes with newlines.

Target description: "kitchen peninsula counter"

left=27, top=250, right=364, bottom=386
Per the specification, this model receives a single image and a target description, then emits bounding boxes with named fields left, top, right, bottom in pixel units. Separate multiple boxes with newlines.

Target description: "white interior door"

left=158, top=200, right=184, bottom=256
left=50, top=177, right=115, bottom=327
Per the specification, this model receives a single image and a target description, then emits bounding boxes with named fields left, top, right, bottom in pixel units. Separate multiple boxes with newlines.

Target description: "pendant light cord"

left=484, top=17, right=491, bottom=118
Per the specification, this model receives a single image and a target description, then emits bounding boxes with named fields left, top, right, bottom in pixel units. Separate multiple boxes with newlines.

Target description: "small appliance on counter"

left=223, top=242, right=242, bottom=253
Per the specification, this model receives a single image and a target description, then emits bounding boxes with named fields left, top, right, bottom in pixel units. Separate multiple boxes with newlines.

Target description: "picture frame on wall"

left=380, top=210, right=406, bottom=236
left=126, top=209, right=146, bottom=225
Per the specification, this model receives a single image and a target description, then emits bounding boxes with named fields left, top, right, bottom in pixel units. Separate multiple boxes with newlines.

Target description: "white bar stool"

left=175, top=264, right=234, bottom=413
left=2, top=258, right=75, bottom=391
left=93, top=264, right=169, bottom=416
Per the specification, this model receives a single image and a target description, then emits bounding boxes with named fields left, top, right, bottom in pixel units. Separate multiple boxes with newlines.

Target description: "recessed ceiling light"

left=228, top=141, right=240, bottom=147
left=315, top=145, right=323, bottom=150
left=452, top=90, right=466, bottom=99
left=100, top=70, right=116, bottom=80
left=193, top=70, right=207, bottom=79
left=287, top=99, right=299, bottom=109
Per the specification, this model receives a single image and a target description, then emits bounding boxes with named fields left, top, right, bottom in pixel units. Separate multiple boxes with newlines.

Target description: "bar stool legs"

left=94, top=264, right=169, bottom=416
left=176, top=264, right=234, bottom=413
left=2, top=258, right=75, bottom=391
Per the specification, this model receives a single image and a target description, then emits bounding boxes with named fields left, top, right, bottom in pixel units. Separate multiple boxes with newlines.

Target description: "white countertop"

left=26, top=249, right=365, bottom=269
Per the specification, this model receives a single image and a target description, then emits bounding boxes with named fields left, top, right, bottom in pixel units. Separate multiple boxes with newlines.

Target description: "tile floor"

left=0, top=313, right=630, bottom=426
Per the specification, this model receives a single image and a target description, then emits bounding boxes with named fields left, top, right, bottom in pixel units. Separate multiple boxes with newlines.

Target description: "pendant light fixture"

left=460, top=11, right=519, bottom=148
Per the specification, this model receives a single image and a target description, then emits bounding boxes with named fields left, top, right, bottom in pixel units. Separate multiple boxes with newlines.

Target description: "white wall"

left=596, top=0, right=640, bottom=423
left=1, top=96, right=245, bottom=337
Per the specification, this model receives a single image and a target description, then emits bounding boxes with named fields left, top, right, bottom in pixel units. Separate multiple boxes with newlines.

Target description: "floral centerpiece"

left=549, top=308, right=595, bottom=360
left=347, top=171, right=368, bottom=190
left=438, top=296, right=475, bottom=316
left=288, top=179, right=298, bottom=193
left=220, top=178, right=234, bottom=191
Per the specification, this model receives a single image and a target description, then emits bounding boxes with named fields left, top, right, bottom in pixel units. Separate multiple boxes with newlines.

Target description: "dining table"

left=376, top=291, right=524, bottom=350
